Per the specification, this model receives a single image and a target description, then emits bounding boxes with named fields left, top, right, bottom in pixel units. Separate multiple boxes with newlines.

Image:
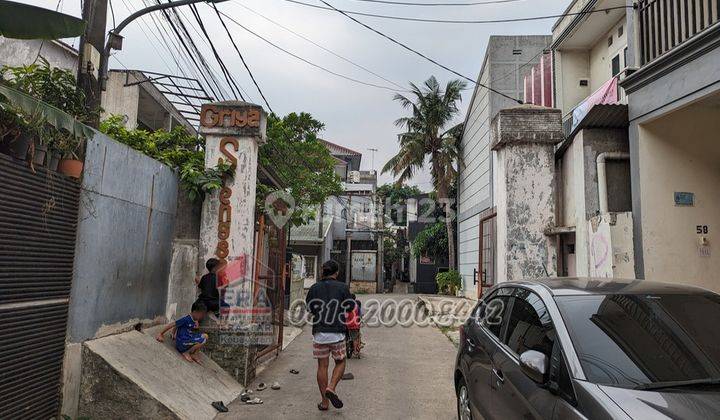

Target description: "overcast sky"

left=25, top=0, right=568, bottom=189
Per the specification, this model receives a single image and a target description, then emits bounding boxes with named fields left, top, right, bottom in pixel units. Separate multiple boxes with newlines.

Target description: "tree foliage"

left=411, top=221, right=448, bottom=259
left=258, top=112, right=342, bottom=226
left=383, top=76, right=466, bottom=269
left=376, top=183, right=422, bottom=225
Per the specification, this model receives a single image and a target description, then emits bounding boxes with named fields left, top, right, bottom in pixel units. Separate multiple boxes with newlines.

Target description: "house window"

left=618, top=25, right=624, bottom=37
left=623, top=47, right=628, bottom=68
left=611, top=54, right=621, bottom=77
left=607, top=36, right=613, bottom=47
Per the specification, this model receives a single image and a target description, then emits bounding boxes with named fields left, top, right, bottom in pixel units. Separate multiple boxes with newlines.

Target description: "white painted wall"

left=0, top=38, right=77, bottom=74
left=639, top=101, right=720, bottom=293
left=589, top=17, right=627, bottom=91
left=101, top=71, right=140, bottom=129
left=588, top=212, right=634, bottom=278
left=458, top=215, right=479, bottom=298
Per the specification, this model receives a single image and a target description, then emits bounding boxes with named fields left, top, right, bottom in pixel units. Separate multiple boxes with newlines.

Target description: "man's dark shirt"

left=198, top=273, right=219, bottom=302
left=305, top=277, right=355, bottom=334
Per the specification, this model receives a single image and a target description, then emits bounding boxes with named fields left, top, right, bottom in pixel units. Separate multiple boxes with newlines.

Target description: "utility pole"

left=77, top=0, right=108, bottom=128
left=345, top=195, right=352, bottom=285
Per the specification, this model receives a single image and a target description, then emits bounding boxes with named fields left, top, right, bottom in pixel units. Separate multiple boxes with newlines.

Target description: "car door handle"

left=492, top=368, right=504, bottom=383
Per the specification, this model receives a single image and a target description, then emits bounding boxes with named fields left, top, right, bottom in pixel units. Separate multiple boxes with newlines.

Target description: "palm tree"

left=383, top=76, right=466, bottom=270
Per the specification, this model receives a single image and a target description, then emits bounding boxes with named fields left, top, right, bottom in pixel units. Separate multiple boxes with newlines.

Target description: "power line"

left=234, top=1, right=406, bottom=91
left=211, top=3, right=274, bottom=113
left=153, top=1, right=226, bottom=100
left=347, top=0, right=524, bottom=6
left=217, top=10, right=406, bottom=92
left=316, top=0, right=521, bottom=103
left=285, top=0, right=633, bottom=25
left=165, top=1, right=233, bottom=99
left=187, top=3, right=247, bottom=100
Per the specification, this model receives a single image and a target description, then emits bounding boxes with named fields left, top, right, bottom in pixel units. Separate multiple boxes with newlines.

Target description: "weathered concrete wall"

left=166, top=190, right=202, bottom=320
left=492, top=106, right=562, bottom=282
left=588, top=212, right=635, bottom=278
left=67, top=132, right=178, bottom=342
left=457, top=35, right=551, bottom=297
left=100, top=71, right=140, bottom=129
left=561, top=128, right=630, bottom=276
left=0, top=38, right=77, bottom=73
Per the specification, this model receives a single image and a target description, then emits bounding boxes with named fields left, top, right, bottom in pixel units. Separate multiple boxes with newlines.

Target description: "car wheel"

left=456, top=376, right=473, bottom=420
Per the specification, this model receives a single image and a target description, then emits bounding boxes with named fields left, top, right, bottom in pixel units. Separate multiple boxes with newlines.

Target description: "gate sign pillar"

left=199, top=101, right=266, bottom=314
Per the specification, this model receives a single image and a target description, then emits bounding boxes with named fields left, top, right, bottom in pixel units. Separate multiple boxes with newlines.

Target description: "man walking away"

left=305, top=260, right=355, bottom=411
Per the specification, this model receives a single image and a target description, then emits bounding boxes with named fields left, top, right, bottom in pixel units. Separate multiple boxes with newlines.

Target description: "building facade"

left=457, top=35, right=551, bottom=298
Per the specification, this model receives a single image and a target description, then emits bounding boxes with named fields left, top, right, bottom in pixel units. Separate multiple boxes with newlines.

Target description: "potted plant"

left=56, top=134, right=84, bottom=179
left=25, top=112, right=49, bottom=167
left=0, top=104, right=32, bottom=160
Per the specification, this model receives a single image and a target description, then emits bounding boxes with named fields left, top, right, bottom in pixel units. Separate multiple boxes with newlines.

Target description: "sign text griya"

left=200, top=105, right=261, bottom=129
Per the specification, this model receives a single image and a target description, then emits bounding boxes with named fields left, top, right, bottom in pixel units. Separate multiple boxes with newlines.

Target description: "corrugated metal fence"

left=0, top=153, right=80, bottom=418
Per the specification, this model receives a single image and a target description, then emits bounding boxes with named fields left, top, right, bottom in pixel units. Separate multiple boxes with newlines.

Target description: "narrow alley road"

left=218, top=294, right=458, bottom=420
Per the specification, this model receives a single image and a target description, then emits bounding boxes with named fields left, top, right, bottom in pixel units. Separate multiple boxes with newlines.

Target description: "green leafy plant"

left=1, top=57, right=91, bottom=122
left=0, top=58, right=94, bottom=158
left=412, top=221, right=448, bottom=259
left=100, top=115, right=227, bottom=201
left=436, top=269, right=461, bottom=296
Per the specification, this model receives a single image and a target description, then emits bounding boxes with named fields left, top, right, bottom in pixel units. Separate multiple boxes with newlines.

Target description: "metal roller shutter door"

left=0, top=153, right=80, bottom=419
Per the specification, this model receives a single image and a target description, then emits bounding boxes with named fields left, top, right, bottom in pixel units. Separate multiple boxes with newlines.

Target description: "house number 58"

left=696, top=225, right=709, bottom=234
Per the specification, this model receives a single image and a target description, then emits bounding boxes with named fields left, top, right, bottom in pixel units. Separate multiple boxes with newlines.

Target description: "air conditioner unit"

left=348, top=170, right=361, bottom=183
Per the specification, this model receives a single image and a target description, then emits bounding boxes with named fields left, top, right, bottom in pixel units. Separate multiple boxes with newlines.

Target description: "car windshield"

left=556, top=292, right=720, bottom=389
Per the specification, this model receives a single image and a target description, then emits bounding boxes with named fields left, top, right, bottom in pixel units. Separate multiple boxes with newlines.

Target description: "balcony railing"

left=638, top=0, right=720, bottom=64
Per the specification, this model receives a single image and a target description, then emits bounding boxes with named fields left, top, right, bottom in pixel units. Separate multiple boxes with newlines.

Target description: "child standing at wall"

left=195, top=258, right=227, bottom=315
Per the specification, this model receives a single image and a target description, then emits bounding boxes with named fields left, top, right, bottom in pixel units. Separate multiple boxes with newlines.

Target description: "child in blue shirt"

left=156, top=301, right=208, bottom=363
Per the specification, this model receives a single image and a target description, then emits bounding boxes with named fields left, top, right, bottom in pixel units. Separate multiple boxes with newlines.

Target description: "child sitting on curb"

left=156, top=301, right=209, bottom=364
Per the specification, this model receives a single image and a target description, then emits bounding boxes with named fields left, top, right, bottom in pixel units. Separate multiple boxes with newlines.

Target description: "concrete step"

left=78, top=328, right=243, bottom=419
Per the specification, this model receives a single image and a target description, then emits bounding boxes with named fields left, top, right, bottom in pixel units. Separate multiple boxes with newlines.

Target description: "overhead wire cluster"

left=109, top=0, right=634, bottom=185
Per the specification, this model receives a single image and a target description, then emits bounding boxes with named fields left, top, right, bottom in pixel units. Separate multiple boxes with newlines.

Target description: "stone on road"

left=218, top=294, right=458, bottom=420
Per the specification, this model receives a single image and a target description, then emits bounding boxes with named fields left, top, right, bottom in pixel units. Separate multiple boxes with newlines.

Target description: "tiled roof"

left=320, top=139, right=361, bottom=156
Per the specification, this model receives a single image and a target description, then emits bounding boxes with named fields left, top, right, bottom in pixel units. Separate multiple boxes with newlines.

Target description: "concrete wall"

left=100, top=71, right=140, bottom=129
left=166, top=191, right=202, bottom=320
left=492, top=106, right=562, bottom=282
left=589, top=17, right=627, bottom=91
left=555, top=50, right=591, bottom=116
left=622, top=24, right=720, bottom=278
left=68, top=132, right=178, bottom=342
left=637, top=102, right=720, bottom=292
left=559, top=128, right=630, bottom=276
left=457, top=35, right=551, bottom=296
left=588, top=212, right=634, bottom=278
left=0, top=38, right=77, bottom=74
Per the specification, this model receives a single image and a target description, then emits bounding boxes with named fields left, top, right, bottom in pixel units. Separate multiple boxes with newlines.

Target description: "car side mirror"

left=519, top=350, right=548, bottom=384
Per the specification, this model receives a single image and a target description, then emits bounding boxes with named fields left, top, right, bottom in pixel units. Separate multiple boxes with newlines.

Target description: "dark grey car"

left=454, top=278, right=720, bottom=419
